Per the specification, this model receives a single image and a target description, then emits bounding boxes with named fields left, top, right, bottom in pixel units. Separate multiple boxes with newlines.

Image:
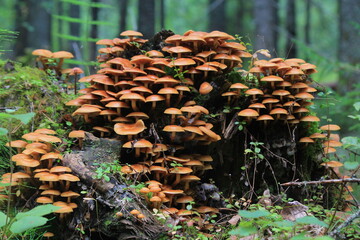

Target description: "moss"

left=0, top=60, right=74, bottom=139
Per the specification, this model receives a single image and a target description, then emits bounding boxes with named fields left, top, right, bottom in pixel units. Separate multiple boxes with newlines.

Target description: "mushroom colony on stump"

left=65, top=29, right=341, bottom=234
left=2, top=128, right=80, bottom=236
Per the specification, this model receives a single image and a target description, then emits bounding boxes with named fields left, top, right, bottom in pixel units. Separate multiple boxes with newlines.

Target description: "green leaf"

left=344, top=161, right=359, bottom=170
left=12, top=112, right=35, bottom=124
left=295, top=216, right=328, bottom=227
left=0, top=113, right=13, bottom=120
left=15, top=204, right=60, bottom=220
left=254, top=147, right=261, bottom=153
left=238, top=209, right=270, bottom=218
left=0, top=127, right=8, bottom=135
left=354, top=102, right=360, bottom=111
left=291, top=233, right=312, bottom=240
left=0, top=211, right=8, bottom=228
left=272, top=220, right=295, bottom=228
left=342, top=136, right=360, bottom=149
left=313, top=236, right=334, bottom=240
left=10, top=216, right=47, bottom=234
left=229, top=221, right=257, bottom=236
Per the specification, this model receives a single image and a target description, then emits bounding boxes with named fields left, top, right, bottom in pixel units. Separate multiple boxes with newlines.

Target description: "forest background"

left=1, top=0, right=359, bottom=138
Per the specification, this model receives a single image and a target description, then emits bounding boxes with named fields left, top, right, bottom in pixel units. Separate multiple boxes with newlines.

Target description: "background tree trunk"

left=208, top=0, right=226, bottom=31
left=119, top=0, right=128, bottom=32
left=138, top=0, right=155, bottom=38
left=285, top=0, right=297, bottom=58
left=338, top=0, right=360, bottom=94
left=253, top=0, right=278, bottom=57
left=160, top=0, right=165, bottom=29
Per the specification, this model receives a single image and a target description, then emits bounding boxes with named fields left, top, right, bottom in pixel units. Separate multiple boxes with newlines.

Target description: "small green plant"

left=245, top=141, right=265, bottom=160
left=0, top=204, right=59, bottom=239
left=93, top=161, right=122, bottom=182
left=229, top=207, right=332, bottom=239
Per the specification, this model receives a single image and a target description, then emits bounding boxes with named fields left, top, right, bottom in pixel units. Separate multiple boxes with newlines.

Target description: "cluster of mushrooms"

left=1, top=128, right=80, bottom=237
left=65, top=29, right=256, bottom=234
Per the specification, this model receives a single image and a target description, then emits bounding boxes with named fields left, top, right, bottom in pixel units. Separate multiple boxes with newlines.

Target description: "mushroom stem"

left=172, top=174, right=181, bottom=187
left=74, top=73, right=78, bottom=95
left=130, top=100, right=139, bottom=112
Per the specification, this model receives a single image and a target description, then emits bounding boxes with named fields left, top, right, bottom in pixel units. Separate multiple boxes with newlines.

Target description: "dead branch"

left=280, top=178, right=360, bottom=187
left=329, top=208, right=360, bottom=240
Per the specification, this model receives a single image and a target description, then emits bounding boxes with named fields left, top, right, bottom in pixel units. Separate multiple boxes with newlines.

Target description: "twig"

left=281, top=178, right=360, bottom=186
left=329, top=208, right=360, bottom=239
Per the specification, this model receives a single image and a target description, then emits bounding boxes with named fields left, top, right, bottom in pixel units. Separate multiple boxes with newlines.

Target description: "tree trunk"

left=305, top=0, right=311, bottom=46
left=90, top=0, right=99, bottom=61
left=160, top=0, right=165, bottom=29
left=138, top=0, right=155, bottom=38
left=253, top=0, right=278, bottom=57
left=14, top=0, right=28, bottom=57
left=119, top=0, right=128, bottom=32
left=285, top=0, right=297, bottom=58
left=338, top=0, right=360, bottom=94
left=208, top=0, right=226, bottom=31
left=62, top=133, right=166, bottom=239
left=27, top=0, right=51, bottom=51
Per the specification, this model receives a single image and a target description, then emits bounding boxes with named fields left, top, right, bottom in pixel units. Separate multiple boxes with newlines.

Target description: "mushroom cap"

left=270, top=108, right=288, bottom=115
left=50, top=166, right=72, bottom=173
left=158, top=87, right=179, bottom=95
left=58, top=174, right=80, bottom=182
left=261, top=75, right=283, bottom=83
left=61, top=191, right=80, bottom=198
left=73, top=106, right=101, bottom=115
left=146, top=94, right=165, bottom=102
left=199, top=82, right=213, bottom=95
left=176, top=196, right=194, bottom=204
left=114, top=120, right=146, bottom=136
left=52, top=51, right=74, bottom=59
left=245, top=88, right=264, bottom=96
left=16, top=158, right=40, bottom=168
left=41, top=189, right=61, bottom=196
left=300, top=116, right=320, bottom=122
left=22, top=147, right=47, bottom=155
left=299, top=137, right=315, bottom=143
left=257, top=115, right=274, bottom=121
left=238, top=109, right=259, bottom=117
left=120, top=30, right=143, bottom=37
left=126, top=112, right=149, bottom=120
left=32, top=49, right=53, bottom=58
left=68, top=130, right=85, bottom=139
left=123, top=139, right=153, bottom=148
left=309, top=133, right=327, bottom=139
left=12, top=172, right=31, bottom=179
left=180, top=175, right=201, bottom=182
left=164, top=108, right=182, bottom=115
left=39, top=173, right=59, bottom=182
left=43, top=232, right=55, bottom=238
left=40, top=152, right=63, bottom=160
left=5, top=140, right=28, bottom=149
left=162, top=189, right=184, bottom=195
left=195, top=206, right=219, bottom=214
left=163, top=125, right=184, bottom=133
left=120, top=93, right=146, bottom=102
left=96, top=39, right=114, bottom=46
left=321, top=161, right=343, bottom=168
left=320, top=124, right=341, bottom=131
left=169, top=58, right=196, bottom=67
left=34, top=128, right=56, bottom=135
left=169, top=167, right=193, bottom=174
left=323, top=140, right=343, bottom=147
left=36, top=196, right=53, bottom=204
left=54, top=205, right=73, bottom=214
left=184, top=126, right=203, bottom=135
left=230, top=83, right=249, bottom=90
